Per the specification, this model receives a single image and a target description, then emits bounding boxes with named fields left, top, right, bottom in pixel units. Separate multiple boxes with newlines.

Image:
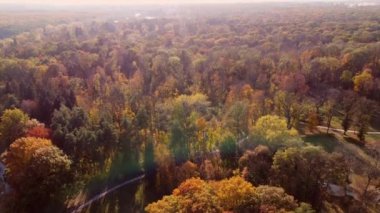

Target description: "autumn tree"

left=211, top=176, right=258, bottom=211
left=239, top=145, right=272, bottom=185
left=2, top=137, right=71, bottom=212
left=2, top=137, right=52, bottom=190
left=146, top=178, right=222, bottom=213
left=251, top=115, right=299, bottom=149
left=26, top=126, right=51, bottom=139
left=274, top=91, right=306, bottom=129
left=271, top=146, right=349, bottom=208
left=21, top=146, right=71, bottom=211
left=146, top=176, right=314, bottom=213
left=353, top=69, right=374, bottom=96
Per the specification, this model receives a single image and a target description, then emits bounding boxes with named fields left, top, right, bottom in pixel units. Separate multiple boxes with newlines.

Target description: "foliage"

left=2, top=137, right=52, bottom=190
left=146, top=176, right=314, bottom=213
left=271, top=146, right=349, bottom=207
left=251, top=115, right=298, bottom=149
left=239, top=145, right=272, bottom=185
left=2, top=137, right=71, bottom=211
left=0, top=108, right=29, bottom=152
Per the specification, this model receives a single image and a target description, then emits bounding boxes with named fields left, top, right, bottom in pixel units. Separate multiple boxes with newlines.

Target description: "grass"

left=302, top=133, right=339, bottom=153
left=328, top=113, right=380, bottom=132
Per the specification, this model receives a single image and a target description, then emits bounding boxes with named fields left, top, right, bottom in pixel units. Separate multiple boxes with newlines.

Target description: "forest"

left=0, top=2, right=379, bottom=213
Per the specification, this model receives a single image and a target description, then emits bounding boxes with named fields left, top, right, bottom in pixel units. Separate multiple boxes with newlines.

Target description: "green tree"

left=271, top=146, right=349, bottom=208
left=224, top=101, right=249, bottom=137
left=219, top=136, right=237, bottom=167
left=251, top=115, right=299, bottom=149
left=0, top=108, right=29, bottom=152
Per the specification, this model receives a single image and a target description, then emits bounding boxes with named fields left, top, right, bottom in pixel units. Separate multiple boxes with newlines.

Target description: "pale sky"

left=0, top=0, right=343, bottom=5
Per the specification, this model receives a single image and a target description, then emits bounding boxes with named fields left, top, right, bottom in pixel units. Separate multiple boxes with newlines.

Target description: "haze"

left=0, top=0, right=343, bottom=5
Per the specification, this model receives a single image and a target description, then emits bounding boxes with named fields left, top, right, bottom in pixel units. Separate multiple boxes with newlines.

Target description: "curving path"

left=317, top=126, right=380, bottom=135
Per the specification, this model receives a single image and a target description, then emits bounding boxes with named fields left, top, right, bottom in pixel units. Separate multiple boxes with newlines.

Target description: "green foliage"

left=252, top=115, right=299, bottom=149
left=219, top=136, right=237, bottom=167
left=0, top=108, right=29, bottom=152
left=224, top=101, right=249, bottom=137
left=271, top=146, right=349, bottom=207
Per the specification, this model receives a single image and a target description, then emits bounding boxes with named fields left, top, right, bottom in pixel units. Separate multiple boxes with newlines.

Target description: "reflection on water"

left=80, top=178, right=161, bottom=213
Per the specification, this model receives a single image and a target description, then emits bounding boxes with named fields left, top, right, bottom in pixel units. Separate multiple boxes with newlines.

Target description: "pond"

left=75, top=176, right=162, bottom=213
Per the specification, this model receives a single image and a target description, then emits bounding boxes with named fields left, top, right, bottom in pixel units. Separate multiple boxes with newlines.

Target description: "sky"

left=0, top=0, right=345, bottom=5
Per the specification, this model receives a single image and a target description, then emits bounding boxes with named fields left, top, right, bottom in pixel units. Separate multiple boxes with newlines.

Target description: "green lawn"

left=302, top=134, right=339, bottom=153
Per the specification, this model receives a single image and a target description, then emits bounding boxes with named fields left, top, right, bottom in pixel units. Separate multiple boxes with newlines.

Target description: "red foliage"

left=26, top=126, right=51, bottom=139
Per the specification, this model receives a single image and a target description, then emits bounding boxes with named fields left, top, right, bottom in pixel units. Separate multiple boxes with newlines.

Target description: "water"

left=77, top=178, right=162, bottom=213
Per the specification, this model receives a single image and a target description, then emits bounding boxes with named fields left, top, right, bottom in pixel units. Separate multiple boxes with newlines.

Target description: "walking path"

left=317, top=126, right=380, bottom=135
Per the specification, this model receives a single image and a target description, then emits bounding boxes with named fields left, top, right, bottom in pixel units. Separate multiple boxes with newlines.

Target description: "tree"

left=307, top=110, right=319, bottom=132
left=26, top=126, right=51, bottom=139
left=2, top=137, right=71, bottom=212
left=170, top=123, right=190, bottom=165
left=165, top=178, right=222, bottom=213
left=340, top=70, right=353, bottom=88
left=0, top=108, right=29, bottom=152
left=146, top=176, right=313, bottom=213
left=2, top=137, right=52, bottom=191
left=143, top=136, right=156, bottom=179
left=168, top=93, right=210, bottom=164
left=224, top=101, right=250, bottom=137
left=251, top=115, right=298, bottom=149
left=239, top=145, right=272, bottom=185
left=340, top=91, right=357, bottom=135
left=22, top=146, right=71, bottom=210
left=353, top=69, right=374, bottom=95
left=274, top=91, right=306, bottom=129
left=211, top=176, right=258, bottom=211
left=219, top=136, right=238, bottom=167
left=51, top=105, right=110, bottom=173
left=271, top=146, right=349, bottom=208
left=255, top=185, right=298, bottom=211
left=321, top=99, right=336, bottom=134
left=354, top=98, right=375, bottom=143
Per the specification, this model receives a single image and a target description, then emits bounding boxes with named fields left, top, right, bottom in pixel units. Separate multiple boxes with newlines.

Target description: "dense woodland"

left=0, top=3, right=380, bottom=213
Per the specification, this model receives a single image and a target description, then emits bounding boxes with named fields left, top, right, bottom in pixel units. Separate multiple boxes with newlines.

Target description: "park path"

left=317, top=126, right=380, bottom=135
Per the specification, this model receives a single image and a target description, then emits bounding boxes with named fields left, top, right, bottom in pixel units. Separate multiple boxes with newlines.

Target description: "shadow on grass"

left=302, top=134, right=339, bottom=153
left=343, top=136, right=365, bottom=147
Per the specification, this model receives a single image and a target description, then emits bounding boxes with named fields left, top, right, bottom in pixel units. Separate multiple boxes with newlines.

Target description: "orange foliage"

left=2, top=137, right=53, bottom=189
